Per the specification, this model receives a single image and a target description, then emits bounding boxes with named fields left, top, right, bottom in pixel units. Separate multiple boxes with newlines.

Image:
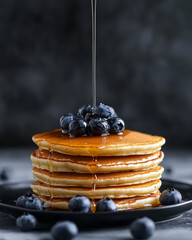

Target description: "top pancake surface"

left=32, top=129, right=165, bottom=156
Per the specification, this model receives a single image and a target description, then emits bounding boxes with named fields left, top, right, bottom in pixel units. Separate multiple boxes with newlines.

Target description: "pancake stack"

left=31, top=129, right=165, bottom=212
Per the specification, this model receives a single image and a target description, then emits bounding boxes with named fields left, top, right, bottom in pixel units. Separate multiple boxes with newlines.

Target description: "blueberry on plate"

left=68, top=195, right=91, bottom=213
left=96, top=197, right=118, bottom=212
left=69, top=119, right=87, bottom=137
left=159, top=187, right=182, bottom=205
left=88, top=118, right=109, bottom=136
left=16, top=214, right=37, bottom=232
left=130, top=217, right=155, bottom=240
left=78, top=105, right=93, bottom=119
left=25, top=195, right=43, bottom=210
left=51, top=221, right=78, bottom=240
left=108, top=117, right=125, bottom=135
left=16, top=195, right=27, bottom=208
left=16, top=193, right=43, bottom=210
left=60, top=113, right=74, bottom=133
left=93, top=103, right=116, bottom=119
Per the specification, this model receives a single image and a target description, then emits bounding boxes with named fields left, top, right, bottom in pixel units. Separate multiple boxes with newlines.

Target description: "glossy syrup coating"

left=32, top=129, right=165, bottom=156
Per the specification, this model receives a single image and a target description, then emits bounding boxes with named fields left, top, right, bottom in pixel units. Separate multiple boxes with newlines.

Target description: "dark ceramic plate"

left=0, top=178, right=192, bottom=228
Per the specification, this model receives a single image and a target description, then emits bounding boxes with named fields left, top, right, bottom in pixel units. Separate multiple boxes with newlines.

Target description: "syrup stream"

left=91, top=0, right=97, bottom=107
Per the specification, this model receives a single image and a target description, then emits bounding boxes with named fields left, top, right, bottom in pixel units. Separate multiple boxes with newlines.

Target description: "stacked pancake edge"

left=31, top=129, right=165, bottom=212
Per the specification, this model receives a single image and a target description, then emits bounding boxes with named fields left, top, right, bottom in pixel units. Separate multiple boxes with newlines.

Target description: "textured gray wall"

left=0, top=0, right=192, bottom=148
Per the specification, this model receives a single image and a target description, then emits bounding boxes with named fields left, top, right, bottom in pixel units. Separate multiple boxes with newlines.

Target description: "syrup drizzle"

left=91, top=0, right=97, bottom=106
left=88, top=156, right=98, bottom=210
left=48, top=150, right=54, bottom=201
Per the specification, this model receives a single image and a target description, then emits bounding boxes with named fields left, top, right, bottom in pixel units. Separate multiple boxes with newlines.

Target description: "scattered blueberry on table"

left=159, top=187, right=182, bottom=205
left=0, top=168, right=11, bottom=181
left=165, top=167, right=173, bottom=175
left=130, top=217, right=155, bottom=239
left=16, top=214, right=37, bottom=232
left=51, top=221, right=78, bottom=240
left=16, top=193, right=43, bottom=210
left=96, top=197, right=118, bottom=212
left=60, top=103, right=125, bottom=137
left=68, top=195, right=91, bottom=213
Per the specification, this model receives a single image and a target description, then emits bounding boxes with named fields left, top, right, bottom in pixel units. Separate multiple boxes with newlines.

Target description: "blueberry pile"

left=60, top=103, right=125, bottom=137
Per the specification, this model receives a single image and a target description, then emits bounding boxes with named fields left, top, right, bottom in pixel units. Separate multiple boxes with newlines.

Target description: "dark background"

left=0, top=0, right=192, bottom=148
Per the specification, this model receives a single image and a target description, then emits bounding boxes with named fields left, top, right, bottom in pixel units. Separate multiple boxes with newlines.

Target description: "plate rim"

left=0, top=177, right=192, bottom=216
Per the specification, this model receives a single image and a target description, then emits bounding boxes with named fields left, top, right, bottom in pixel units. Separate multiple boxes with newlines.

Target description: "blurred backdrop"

left=0, top=0, right=192, bottom=148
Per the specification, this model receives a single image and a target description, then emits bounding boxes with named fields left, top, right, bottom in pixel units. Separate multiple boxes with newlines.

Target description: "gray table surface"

left=0, top=148, right=192, bottom=240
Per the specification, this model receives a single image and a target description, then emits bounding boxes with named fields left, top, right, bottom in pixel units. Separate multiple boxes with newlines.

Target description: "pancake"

left=32, top=129, right=165, bottom=156
left=32, top=166, right=164, bottom=187
left=31, top=127, right=165, bottom=211
left=31, top=150, right=164, bottom=173
left=31, top=179, right=161, bottom=199
left=37, top=191, right=160, bottom=212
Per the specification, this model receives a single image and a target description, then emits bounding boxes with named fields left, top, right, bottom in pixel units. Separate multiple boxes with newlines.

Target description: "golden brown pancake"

left=32, top=166, right=164, bottom=187
left=36, top=191, right=160, bottom=212
left=31, top=179, right=161, bottom=199
left=31, top=149, right=164, bottom=173
left=31, top=128, right=165, bottom=211
left=32, top=129, right=165, bottom=156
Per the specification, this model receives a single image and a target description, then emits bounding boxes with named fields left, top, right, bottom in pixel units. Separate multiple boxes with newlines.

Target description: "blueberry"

left=84, top=112, right=95, bottom=122
left=60, top=113, right=74, bottom=133
left=78, top=105, right=93, bottom=119
left=108, top=117, right=125, bottom=135
left=88, top=118, right=109, bottom=136
left=25, top=196, right=43, bottom=210
left=69, top=119, right=87, bottom=137
left=165, top=167, right=173, bottom=175
left=16, top=193, right=43, bottom=210
left=93, top=103, right=117, bottom=119
left=51, top=221, right=78, bottom=240
left=68, top=195, right=91, bottom=213
left=159, top=187, right=182, bottom=205
left=16, top=214, right=37, bottom=232
left=130, top=217, right=155, bottom=240
left=0, top=168, right=11, bottom=180
left=96, top=197, right=118, bottom=212
left=74, top=113, right=83, bottom=120
left=16, top=195, right=27, bottom=208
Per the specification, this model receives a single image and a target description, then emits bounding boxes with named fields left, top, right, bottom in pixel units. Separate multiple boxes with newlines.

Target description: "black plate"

left=0, top=178, right=192, bottom=228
